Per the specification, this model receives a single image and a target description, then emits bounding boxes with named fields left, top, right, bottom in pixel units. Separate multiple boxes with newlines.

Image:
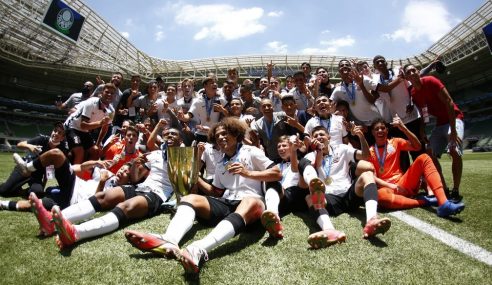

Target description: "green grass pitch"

left=0, top=152, right=491, bottom=284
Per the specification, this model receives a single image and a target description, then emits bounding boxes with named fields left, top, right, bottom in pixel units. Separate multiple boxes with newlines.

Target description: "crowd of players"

left=0, top=55, right=465, bottom=274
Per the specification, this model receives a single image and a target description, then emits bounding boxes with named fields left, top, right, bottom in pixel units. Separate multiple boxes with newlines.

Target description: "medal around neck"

left=324, top=176, right=332, bottom=185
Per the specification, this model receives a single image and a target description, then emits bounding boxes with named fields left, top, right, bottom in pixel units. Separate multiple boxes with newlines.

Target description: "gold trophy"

left=167, top=146, right=200, bottom=203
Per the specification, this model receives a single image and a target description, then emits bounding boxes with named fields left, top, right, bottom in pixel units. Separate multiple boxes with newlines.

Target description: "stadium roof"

left=0, top=0, right=491, bottom=82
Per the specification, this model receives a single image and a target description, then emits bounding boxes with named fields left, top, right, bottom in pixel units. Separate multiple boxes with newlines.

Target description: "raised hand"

left=157, top=118, right=168, bottom=128
left=390, top=114, right=404, bottom=130
left=350, top=68, right=364, bottom=85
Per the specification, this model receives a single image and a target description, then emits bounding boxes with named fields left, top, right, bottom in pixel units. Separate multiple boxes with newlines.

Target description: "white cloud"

left=383, top=1, right=455, bottom=42
left=125, top=18, right=134, bottom=26
left=174, top=4, right=266, bottom=41
left=265, top=41, right=288, bottom=54
left=300, top=35, right=355, bottom=55
left=121, top=32, right=130, bottom=39
left=267, top=11, right=283, bottom=17
left=155, top=31, right=165, bottom=42
left=321, top=30, right=331, bottom=34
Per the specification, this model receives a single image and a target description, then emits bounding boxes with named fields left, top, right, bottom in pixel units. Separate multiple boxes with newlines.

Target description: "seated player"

left=261, top=135, right=304, bottom=239
left=12, top=148, right=114, bottom=212
left=125, top=117, right=281, bottom=274
left=299, top=125, right=390, bottom=248
left=0, top=122, right=67, bottom=199
left=103, top=124, right=140, bottom=174
left=369, top=117, right=465, bottom=217
left=1, top=161, right=130, bottom=214
left=34, top=128, right=182, bottom=250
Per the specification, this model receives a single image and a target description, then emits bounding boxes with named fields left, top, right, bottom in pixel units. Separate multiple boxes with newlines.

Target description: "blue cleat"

left=437, top=200, right=465, bottom=217
left=417, top=195, right=438, bottom=207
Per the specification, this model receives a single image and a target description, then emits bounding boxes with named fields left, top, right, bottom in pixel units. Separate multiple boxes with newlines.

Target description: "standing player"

left=403, top=64, right=464, bottom=202
left=63, top=83, right=115, bottom=167
left=177, top=76, right=227, bottom=143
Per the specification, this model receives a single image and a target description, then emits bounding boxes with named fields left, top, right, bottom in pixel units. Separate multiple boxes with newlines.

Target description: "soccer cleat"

left=124, top=230, right=179, bottom=259
left=363, top=216, right=391, bottom=239
left=52, top=205, right=77, bottom=250
left=177, top=245, right=208, bottom=274
left=416, top=194, right=438, bottom=207
left=261, top=210, right=284, bottom=239
left=307, top=229, right=346, bottom=249
left=29, top=192, right=54, bottom=237
left=449, top=189, right=463, bottom=203
left=437, top=200, right=465, bottom=217
left=13, top=153, right=30, bottom=177
left=309, top=178, right=326, bottom=210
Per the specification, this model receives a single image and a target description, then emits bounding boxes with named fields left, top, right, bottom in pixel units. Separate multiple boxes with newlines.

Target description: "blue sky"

left=84, top=0, right=485, bottom=60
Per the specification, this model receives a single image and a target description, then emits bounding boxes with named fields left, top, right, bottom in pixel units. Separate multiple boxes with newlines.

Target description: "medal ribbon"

left=374, top=142, right=387, bottom=171
left=379, top=69, right=394, bottom=85
left=319, top=117, right=331, bottom=132
left=322, top=153, right=333, bottom=179
left=161, top=142, right=168, bottom=162
left=279, top=161, right=289, bottom=184
left=204, top=95, right=213, bottom=119
left=263, top=120, right=274, bottom=140
left=222, top=143, right=242, bottom=167
left=343, top=81, right=356, bottom=104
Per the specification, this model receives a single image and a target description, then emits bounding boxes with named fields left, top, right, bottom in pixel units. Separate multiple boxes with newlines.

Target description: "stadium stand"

left=0, top=0, right=491, bottom=152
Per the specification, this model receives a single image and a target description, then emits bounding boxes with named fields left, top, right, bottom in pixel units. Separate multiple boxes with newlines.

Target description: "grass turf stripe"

left=389, top=211, right=492, bottom=266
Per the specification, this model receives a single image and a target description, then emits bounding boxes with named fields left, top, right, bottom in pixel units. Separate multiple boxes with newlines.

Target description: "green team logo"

left=55, top=8, right=74, bottom=34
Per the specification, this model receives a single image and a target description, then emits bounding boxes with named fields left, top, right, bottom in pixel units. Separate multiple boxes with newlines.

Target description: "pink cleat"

left=124, top=230, right=179, bottom=259
left=29, top=192, right=54, bottom=237
left=307, top=229, right=346, bottom=249
left=309, top=178, right=326, bottom=210
left=52, top=206, right=78, bottom=250
left=363, top=216, right=391, bottom=239
left=261, top=210, right=284, bottom=239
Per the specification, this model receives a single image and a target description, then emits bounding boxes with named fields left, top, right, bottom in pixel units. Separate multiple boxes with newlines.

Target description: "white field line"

left=389, top=211, right=492, bottom=266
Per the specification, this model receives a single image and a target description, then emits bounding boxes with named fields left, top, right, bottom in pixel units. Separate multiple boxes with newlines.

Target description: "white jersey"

left=137, top=149, right=173, bottom=202
left=304, top=114, right=347, bottom=146
left=64, top=97, right=114, bottom=132
left=304, top=144, right=356, bottom=196
left=70, top=168, right=117, bottom=205
left=330, top=78, right=383, bottom=126
left=373, top=68, right=420, bottom=124
left=238, top=114, right=256, bottom=125
left=213, top=145, right=275, bottom=201
left=156, top=98, right=179, bottom=121
left=188, top=94, right=227, bottom=136
left=201, top=143, right=223, bottom=180
left=288, top=87, right=314, bottom=111
left=277, top=161, right=299, bottom=189
left=176, top=96, right=195, bottom=113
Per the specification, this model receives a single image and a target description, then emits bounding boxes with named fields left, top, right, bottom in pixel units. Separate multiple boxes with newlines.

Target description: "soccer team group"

left=0, top=56, right=465, bottom=274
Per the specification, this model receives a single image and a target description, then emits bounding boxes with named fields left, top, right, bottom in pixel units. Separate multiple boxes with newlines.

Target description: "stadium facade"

left=0, top=0, right=491, bottom=147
